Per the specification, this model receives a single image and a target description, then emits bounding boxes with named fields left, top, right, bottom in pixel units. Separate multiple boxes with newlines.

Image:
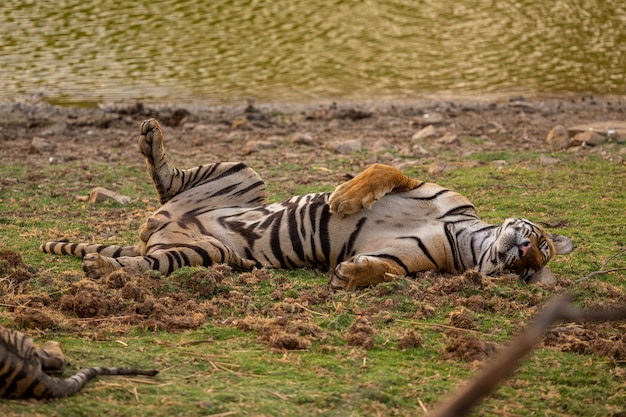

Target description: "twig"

left=395, top=319, right=486, bottom=336
left=576, top=267, right=626, bottom=282
left=429, top=292, right=626, bottom=417
left=121, top=377, right=163, bottom=385
left=293, top=302, right=329, bottom=317
left=209, top=361, right=242, bottom=375
left=177, top=339, right=214, bottom=347
left=70, top=315, right=138, bottom=322
left=271, top=391, right=290, bottom=400
left=577, top=248, right=626, bottom=282
left=418, top=398, right=429, bottom=414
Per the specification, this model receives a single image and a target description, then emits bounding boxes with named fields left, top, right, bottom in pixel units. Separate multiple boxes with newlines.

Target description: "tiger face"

left=489, top=218, right=573, bottom=281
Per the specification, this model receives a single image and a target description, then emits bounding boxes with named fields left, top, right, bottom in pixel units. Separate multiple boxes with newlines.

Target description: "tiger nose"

left=518, top=240, right=531, bottom=257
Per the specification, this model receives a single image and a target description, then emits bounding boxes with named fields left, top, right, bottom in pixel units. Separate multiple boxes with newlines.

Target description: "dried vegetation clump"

left=1, top=250, right=626, bottom=361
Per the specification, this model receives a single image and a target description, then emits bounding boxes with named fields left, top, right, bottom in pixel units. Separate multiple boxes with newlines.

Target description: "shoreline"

left=1, top=93, right=624, bottom=173
left=2, top=91, right=626, bottom=111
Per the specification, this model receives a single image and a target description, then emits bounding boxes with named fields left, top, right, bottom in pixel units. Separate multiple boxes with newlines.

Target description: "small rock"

left=412, top=125, right=440, bottom=141
left=572, top=131, right=605, bottom=147
left=608, top=131, right=624, bottom=143
left=30, top=136, right=56, bottom=154
left=330, top=139, right=362, bottom=154
left=428, top=160, right=453, bottom=175
left=88, top=187, right=131, bottom=205
left=539, top=155, right=560, bottom=166
left=567, top=120, right=626, bottom=142
left=226, top=131, right=246, bottom=142
left=436, top=132, right=459, bottom=145
left=244, top=140, right=277, bottom=150
left=372, top=138, right=391, bottom=153
left=1, top=177, right=18, bottom=185
left=231, top=118, right=249, bottom=130
left=528, top=267, right=556, bottom=285
left=415, top=112, right=444, bottom=125
left=41, top=122, right=67, bottom=136
left=291, top=132, right=315, bottom=145
left=411, top=145, right=432, bottom=156
left=378, top=152, right=395, bottom=162
left=546, top=125, right=570, bottom=150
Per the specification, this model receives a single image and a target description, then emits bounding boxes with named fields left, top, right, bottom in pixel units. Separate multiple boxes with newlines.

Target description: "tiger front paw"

left=138, top=118, right=164, bottom=158
left=329, top=255, right=401, bottom=290
left=328, top=257, right=375, bottom=290
left=329, top=183, right=381, bottom=216
left=82, top=253, right=120, bottom=279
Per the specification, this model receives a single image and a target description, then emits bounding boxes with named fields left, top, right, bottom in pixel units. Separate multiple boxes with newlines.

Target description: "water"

left=1, top=0, right=625, bottom=106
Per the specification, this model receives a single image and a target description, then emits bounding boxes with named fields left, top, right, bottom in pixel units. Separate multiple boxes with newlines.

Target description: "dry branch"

left=429, top=292, right=626, bottom=417
left=577, top=248, right=626, bottom=282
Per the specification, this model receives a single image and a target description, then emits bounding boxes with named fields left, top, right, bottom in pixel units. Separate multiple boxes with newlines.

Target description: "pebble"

left=330, top=139, right=362, bottom=154
left=291, top=132, right=315, bottom=145
left=412, top=125, right=440, bottom=141
left=572, top=131, right=605, bottom=147
left=539, top=156, right=560, bottom=166
left=546, top=125, right=570, bottom=150
left=436, top=133, right=459, bottom=145
left=29, top=136, right=56, bottom=154
left=528, top=267, right=556, bottom=285
left=428, top=160, right=453, bottom=174
left=87, top=187, right=131, bottom=205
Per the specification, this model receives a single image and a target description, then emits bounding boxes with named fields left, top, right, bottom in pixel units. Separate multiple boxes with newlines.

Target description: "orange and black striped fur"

left=41, top=118, right=573, bottom=290
left=0, top=327, right=158, bottom=399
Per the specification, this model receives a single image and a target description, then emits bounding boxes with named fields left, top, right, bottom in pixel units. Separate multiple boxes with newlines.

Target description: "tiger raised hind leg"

left=41, top=119, right=261, bottom=278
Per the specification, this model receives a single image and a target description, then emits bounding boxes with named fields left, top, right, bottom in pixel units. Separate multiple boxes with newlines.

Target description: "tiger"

left=0, top=326, right=158, bottom=399
left=41, top=118, right=573, bottom=290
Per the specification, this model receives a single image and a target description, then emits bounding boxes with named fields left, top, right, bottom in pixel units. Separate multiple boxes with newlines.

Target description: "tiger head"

left=487, top=218, right=573, bottom=282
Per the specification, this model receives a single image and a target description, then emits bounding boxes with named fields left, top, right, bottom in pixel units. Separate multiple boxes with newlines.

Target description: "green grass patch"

left=0, top=149, right=625, bottom=416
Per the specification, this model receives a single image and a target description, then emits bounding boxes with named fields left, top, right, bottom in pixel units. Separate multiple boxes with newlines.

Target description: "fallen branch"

left=577, top=248, right=626, bottom=282
left=429, top=292, right=626, bottom=417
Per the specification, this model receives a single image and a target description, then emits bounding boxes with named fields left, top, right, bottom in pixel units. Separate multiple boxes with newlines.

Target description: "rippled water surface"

left=1, top=0, right=625, bottom=105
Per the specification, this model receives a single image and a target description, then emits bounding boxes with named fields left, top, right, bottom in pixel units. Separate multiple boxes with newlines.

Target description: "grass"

left=1, top=148, right=625, bottom=416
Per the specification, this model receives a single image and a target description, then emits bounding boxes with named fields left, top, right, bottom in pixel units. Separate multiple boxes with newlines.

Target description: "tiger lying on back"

left=41, top=118, right=573, bottom=290
left=0, top=326, right=158, bottom=399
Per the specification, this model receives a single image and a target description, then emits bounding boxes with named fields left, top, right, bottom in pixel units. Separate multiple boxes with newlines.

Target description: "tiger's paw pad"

left=138, top=118, right=164, bottom=157
left=329, top=185, right=381, bottom=216
left=82, top=253, right=119, bottom=279
left=40, top=341, right=67, bottom=371
left=328, top=269, right=349, bottom=290
left=328, top=258, right=366, bottom=290
left=330, top=255, right=400, bottom=290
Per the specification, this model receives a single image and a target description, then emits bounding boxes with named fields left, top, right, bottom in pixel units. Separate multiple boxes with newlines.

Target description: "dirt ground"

left=1, top=95, right=626, bottom=361
left=1, top=95, right=625, bottom=176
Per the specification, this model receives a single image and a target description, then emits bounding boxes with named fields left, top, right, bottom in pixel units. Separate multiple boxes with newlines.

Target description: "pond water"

left=1, top=0, right=625, bottom=105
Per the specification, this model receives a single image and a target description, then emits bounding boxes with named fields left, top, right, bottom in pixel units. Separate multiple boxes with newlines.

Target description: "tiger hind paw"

left=138, top=118, right=165, bottom=158
left=82, top=253, right=121, bottom=279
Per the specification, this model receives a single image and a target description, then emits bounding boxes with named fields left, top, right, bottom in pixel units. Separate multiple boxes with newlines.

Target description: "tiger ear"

left=551, top=234, right=573, bottom=255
